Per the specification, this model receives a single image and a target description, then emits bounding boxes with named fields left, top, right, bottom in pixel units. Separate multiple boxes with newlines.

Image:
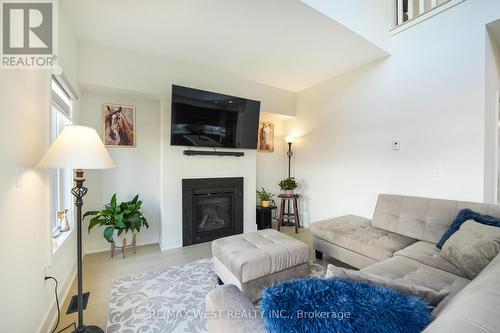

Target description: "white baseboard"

left=37, top=261, right=77, bottom=333
left=84, top=240, right=159, bottom=255
left=159, top=241, right=182, bottom=252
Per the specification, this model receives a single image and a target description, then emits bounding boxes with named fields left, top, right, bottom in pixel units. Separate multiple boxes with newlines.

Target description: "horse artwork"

left=258, top=122, right=274, bottom=152
left=103, top=103, right=136, bottom=147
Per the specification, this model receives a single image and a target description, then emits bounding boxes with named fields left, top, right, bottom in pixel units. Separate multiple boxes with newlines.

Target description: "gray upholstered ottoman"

left=212, top=229, right=310, bottom=301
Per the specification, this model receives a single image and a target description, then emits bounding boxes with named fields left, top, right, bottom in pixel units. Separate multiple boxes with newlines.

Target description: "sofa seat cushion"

left=212, top=229, right=310, bottom=283
left=311, top=215, right=417, bottom=262
left=395, top=241, right=468, bottom=278
left=362, top=256, right=470, bottom=303
left=326, top=264, right=449, bottom=306
left=423, top=253, right=500, bottom=333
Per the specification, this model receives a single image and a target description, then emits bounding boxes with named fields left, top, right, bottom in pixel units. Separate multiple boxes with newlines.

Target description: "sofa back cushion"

left=372, top=194, right=500, bottom=243
left=423, top=252, right=500, bottom=333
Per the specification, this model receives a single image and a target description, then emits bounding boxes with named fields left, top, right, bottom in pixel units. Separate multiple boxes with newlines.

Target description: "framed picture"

left=258, top=122, right=274, bottom=152
left=103, top=103, right=136, bottom=147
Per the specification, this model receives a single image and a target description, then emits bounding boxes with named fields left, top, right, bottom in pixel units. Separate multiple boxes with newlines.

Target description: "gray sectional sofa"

left=206, top=194, right=500, bottom=333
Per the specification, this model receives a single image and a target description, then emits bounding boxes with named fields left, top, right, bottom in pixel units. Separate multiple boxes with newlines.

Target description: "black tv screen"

left=171, top=85, right=261, bottom=149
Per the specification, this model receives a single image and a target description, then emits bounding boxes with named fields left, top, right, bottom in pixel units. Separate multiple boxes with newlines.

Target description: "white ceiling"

left=63, top=0, right=388, bottom=92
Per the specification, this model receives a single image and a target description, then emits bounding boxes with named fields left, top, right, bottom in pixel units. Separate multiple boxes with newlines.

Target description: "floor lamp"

left=38, top=126, right=115, bottom=333
left=283, top=136, right=296, bottom=226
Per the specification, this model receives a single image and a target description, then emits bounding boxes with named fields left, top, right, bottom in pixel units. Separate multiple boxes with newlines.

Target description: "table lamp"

left=38, top=125, right=115, bottom=333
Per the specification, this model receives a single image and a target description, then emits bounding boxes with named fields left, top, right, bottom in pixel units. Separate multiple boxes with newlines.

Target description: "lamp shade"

left=285, top=136, right=296, bottom=144
left=37, top=125, right=115, bottom=170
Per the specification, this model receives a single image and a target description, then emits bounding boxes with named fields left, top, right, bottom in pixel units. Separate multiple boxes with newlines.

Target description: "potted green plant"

left=279, top=177, right=298, bottom=197
left=84, top=194, right=149, bottom=247
left=256, top=188, right=274, bottom=208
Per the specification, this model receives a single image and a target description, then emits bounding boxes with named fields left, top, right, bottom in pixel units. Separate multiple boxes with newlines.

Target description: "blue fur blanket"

left=261, top=278, right=433, bottom=333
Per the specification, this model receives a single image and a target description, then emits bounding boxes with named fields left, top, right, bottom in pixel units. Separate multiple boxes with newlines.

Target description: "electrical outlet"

left=41, top=266, right=49, bottom=283
left=432, top=164, right=443, bottom=178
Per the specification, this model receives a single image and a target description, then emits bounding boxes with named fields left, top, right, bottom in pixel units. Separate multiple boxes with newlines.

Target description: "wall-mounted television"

left=170, top=85, right=261, bottom=149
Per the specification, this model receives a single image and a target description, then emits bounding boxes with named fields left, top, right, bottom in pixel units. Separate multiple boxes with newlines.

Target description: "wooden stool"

left=277, top=194, right=301, bottom=233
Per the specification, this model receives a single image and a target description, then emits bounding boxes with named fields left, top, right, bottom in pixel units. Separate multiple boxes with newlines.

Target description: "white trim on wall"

left=84, top=240, right=159, bottom=255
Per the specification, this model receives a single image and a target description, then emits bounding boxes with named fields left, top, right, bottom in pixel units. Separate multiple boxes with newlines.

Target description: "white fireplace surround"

left=160, top=150, right=257, bottom=250
left=160, top=92, right=259, bottom=250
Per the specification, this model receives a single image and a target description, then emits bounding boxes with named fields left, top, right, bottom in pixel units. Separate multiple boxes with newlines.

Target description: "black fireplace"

left=182, top=177, right=243, bottom=246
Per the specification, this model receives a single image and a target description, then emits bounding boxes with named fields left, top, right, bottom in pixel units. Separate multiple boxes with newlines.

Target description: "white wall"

left=0, top=70, right=77, bottom=333
left=485, top=23, right=500, bottom=203
left=286, top=0, right=500, bottom=226
left=78, top=89, right=162, bottom=253
left=0, top=5, right=80, bottom=332
left=77, top=43, right=296, bottom=116
left=58, top=3, right=79, bottom=95
left=484, top=31, right=499, bottom=203
left=77, top=43, right=295, bottom=250
left=301, top=0, right=392, bottom=52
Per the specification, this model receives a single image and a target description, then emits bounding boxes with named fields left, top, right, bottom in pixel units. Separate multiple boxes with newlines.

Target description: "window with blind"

left=50, top=77, right=74, bottom=236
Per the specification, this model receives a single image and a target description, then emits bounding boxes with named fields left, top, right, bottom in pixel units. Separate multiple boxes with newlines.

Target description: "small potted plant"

left=279, top=177, right=298, bottom=197
left=84, top=194, right=149, bottom=249
left=256, top=188, right=274, bottom=208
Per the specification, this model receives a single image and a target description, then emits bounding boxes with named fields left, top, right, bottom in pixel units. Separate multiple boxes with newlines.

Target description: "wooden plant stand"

left=111, top=234, right=137, bottom=259
left=277, top=194, right=301, bottom=233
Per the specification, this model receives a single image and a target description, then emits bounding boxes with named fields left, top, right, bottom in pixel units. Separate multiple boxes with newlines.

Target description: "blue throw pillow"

left=436, top=209, right=500, bottom=249
left=261, top=278, right=433, bottom=333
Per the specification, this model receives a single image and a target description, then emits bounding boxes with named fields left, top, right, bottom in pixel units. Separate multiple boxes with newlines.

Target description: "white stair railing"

left=396, top=0, right=449, bottom=26
left=419, top=0, right=425, bottom=16
left=397, top=0, right=404, bottom=25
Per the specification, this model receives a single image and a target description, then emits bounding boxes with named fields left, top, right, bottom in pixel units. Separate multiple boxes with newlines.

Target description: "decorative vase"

left=285, top=190, right=294, bottom=197
left=112, top=230, right=136, bottom=247
left=260, top=200, right=271, bottom=208
left=111, top=230, right=138, bottom=259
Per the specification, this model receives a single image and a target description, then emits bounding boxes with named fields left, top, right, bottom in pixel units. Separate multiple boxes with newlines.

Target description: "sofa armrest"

left=205, top=284, right=267, bottom=333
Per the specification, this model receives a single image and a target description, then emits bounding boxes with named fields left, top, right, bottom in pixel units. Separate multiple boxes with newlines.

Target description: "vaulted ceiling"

left=63, top=0, right=388, bottom=92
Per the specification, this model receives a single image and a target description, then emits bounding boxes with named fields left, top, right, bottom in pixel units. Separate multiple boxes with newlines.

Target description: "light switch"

left=432, top=164, right=442, bottom=178
left=16, top=168, right=24, bottom=188
left=392, top=140, right=400, bottom=150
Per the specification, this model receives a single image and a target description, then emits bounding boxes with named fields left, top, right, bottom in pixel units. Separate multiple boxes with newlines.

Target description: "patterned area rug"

left=107, top=258, right=326, bottom=333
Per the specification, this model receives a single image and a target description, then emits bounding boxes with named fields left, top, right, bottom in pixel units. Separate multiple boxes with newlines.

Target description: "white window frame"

left=50, top=76, right=74, bottom=252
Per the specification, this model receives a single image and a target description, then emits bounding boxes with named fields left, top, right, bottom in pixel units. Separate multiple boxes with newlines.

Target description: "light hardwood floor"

left=57, top=225, right=338, bottom=331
